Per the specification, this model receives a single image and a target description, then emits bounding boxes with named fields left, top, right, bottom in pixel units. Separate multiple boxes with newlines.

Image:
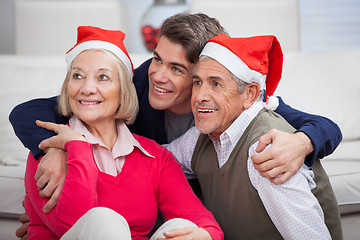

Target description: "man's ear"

left=243, top=83, right=260, bottom=109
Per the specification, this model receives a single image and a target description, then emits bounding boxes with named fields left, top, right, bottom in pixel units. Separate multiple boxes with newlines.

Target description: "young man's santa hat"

left=66, top=26, right=134, bottom=78
left=200, top=33, right=283, bottom=110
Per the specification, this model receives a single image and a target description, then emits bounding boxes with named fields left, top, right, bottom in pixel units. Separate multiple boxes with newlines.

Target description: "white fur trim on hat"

left=200, top=42, right=266, bottom=90
left=263, top=95, right=279, bottom=110
left=66, top=40, right=133, bottom=78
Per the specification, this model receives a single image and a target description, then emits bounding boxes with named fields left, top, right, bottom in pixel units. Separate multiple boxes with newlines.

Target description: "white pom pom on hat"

left=66, top=26, right=134, bottom=79
left=263, top=95, right=279, bottom=111
left=200, top=33, right=283, bottom=110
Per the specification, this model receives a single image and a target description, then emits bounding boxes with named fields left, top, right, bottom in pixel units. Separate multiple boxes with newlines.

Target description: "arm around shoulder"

left=9, top=96, right=69, bottom=159
left=275, top=96, right=342, bottom=166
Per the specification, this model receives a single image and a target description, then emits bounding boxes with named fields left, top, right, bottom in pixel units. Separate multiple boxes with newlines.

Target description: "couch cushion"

left=277, top=50, right=360, bottom=141
left=322, top=160, right=360, bottom=214
left=0, top=55, right=66, bottom=164
left=322, top=141, right=360, bottom=214
left=0, top=163, right=26, bottom=216
left=276, top=50, right=360, bottom=215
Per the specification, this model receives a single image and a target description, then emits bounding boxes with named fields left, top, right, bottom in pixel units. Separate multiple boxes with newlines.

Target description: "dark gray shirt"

left=164, top=110, right=195, bottom=143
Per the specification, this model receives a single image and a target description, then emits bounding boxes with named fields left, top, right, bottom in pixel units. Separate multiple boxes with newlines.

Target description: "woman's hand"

left=157, top=227, right=213, bottom=240
left=36, top=120, right=86, bottom=150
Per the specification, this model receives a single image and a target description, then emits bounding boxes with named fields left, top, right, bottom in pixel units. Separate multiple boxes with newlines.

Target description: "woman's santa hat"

left=66, top=26, right=134, bottom=78
left=200, top=33, right=283, bottom=110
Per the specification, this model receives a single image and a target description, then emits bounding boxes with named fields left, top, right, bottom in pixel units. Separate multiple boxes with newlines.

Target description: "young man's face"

left=148, top=36, right=194, bottom=114
left=191, top=58, right=246, bottom=139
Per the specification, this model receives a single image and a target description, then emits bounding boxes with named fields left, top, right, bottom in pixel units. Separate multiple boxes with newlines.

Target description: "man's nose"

left=152, top=65, right=169, bottom=84
left=193, top=84, right=211, bottom=103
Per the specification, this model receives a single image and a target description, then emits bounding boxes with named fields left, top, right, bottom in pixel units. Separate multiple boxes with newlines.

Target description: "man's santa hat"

left=200, top=33, right=283, bottom=110
left=66, top=26, right=134, bottom=78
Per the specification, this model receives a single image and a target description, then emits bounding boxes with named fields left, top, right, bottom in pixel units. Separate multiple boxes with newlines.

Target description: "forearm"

left=275, top=96, right=342, bottom=166
left=9, top=96, right=68, bottom=159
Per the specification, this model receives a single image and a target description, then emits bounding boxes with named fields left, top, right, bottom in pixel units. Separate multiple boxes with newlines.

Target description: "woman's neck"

left=84, top=118, right=118, bottom=151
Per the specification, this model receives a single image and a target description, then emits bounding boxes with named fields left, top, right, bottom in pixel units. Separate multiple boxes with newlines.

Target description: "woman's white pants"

left=60, top=207, right=197, bottom=240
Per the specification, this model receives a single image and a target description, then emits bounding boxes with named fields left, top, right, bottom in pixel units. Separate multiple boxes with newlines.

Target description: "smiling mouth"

left=198, top=109, right=216, bottom=113
left=154, top=85, right=171, bottom=93
left=80, top=101, right=101, bottom=105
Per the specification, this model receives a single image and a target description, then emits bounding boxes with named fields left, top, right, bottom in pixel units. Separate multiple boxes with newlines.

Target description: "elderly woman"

left=24, top=26, right=223, bottom=240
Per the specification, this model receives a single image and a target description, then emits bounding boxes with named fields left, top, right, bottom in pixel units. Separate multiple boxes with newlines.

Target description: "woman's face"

left=67, top=50, right=121, bottom=125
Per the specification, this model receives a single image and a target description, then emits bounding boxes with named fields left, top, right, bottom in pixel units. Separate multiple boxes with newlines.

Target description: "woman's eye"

left=72, top=73, right=83, bottom=79
left=99, top=74, right=110, bottom=81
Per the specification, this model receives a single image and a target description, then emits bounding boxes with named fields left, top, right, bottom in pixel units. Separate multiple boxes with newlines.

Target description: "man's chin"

left=148, top=97, right=170, bottom=110
left=196, top=125, right=216, bottom=135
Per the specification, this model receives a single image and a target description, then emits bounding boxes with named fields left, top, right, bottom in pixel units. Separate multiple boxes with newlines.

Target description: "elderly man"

left=167, top=34, right=342, bottom=239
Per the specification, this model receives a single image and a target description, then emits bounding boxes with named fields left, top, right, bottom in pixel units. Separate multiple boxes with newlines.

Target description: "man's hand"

left=157, top=227, right=212, bottom=240
left=15, top=201, right=28, bottom=240
left=35, top=147, right=67, bottom=213
left=251, top=129, right=314, bottom=184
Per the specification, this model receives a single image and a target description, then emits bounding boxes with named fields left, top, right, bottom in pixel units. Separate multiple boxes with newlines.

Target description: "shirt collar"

left=69, top=116, right=154, bottom=159
left=210, top=101, right=264, bottom=145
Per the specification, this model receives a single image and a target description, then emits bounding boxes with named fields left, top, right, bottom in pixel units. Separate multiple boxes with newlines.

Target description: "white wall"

left=299, top=0, right=360, bottom=51
left=0, top=0, right=359, bottom=54
left=0, top=0, right=15, bottom=54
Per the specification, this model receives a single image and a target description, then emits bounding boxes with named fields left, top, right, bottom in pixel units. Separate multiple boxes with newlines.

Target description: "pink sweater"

left=24, top=135, right=223, bottom=240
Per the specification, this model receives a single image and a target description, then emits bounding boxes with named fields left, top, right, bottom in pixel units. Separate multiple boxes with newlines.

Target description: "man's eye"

left=153, top=56, right=162, bottom=64
left=214, top=82, right=221, bottom=87
left=172, top=66, right=182, bottom=73
left=193, top=80, right=201, bottom=86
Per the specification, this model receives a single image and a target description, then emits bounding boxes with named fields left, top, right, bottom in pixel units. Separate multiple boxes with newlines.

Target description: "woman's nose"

left=80, top=79, right=97, bottom=95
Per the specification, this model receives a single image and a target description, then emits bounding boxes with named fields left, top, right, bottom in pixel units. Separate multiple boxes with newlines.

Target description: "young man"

left=10, top=13, right=341, bottom=238
left=166, top=33, right=342, bottom=239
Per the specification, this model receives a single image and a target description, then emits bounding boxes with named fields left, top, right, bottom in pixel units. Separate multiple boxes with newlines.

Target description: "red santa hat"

left=66, top=26, right=134, bottom=78
left=200, top=33, right=283, bottom=110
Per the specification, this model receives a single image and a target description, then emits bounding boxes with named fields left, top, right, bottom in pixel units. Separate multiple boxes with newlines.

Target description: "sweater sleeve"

left=156, top=148, right=223, bottom=240
left=24, top=194, right=58, bottom=240
left=274, top=96, right=342, bottom=166
left=9, top=96, right=69, bottom=159
left=24, top=140, right=98, bottom=238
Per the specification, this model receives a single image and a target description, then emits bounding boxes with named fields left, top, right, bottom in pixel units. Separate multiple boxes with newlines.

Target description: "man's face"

left=191, top=58, right=246, bottom=139
left=148, top=36, right=194, bottom=114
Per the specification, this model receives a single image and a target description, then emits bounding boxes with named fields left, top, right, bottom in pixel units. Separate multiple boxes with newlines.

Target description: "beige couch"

left=276, top=50, right=360, bottom=239
left=1, top=50, right=359, bottom=239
